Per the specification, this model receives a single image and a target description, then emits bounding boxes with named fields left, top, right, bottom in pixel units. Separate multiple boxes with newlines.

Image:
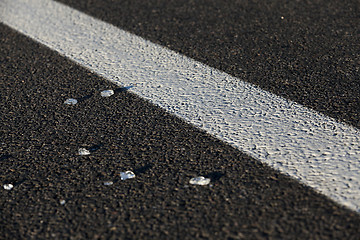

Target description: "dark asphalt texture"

left=56, top=0, right=360, bottom=129
left=1, top=22, right=360, bottom=239
left=1, top=0, right=360, bottom=239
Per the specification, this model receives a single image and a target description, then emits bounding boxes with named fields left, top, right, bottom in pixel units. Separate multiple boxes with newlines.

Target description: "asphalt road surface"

left=1, top=0, right=360, bottom=239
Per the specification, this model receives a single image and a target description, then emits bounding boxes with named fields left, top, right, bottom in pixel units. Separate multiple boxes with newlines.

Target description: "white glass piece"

left=100, top=89, right=114, bottom=97
left=60, top=200, right=66, bottom=205
left=3, top=184, right=13, bottom=190
left=64, top=98, right=78, bottom=105
left=120, top=171, right=135, bottom=180
left=189, top=176, right=210, bottom=185
left=78, top=148, right=90, bottom=156
left=104, top=181, right=113, bottom=186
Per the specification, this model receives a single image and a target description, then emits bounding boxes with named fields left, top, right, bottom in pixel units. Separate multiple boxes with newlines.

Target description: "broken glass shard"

left=60, top=200, right=66, bottom=205
left=3, top=184, right=13, bottom=190
left=189, top=176, right=210, bottom=185
left=120, top=171, right=135, bottom=180
left=100, top=90, right=114, bottom=97
left=104, top=181, right=113, bottom=186
left=78, top=148, right=90, bottom=156
left=114, top=86, right=134, bottom=93
left=64, top=98, right=78, bottom=105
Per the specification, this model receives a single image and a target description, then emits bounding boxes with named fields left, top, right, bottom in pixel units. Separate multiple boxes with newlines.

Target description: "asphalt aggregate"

left=1, top=0, right=360, bottom=239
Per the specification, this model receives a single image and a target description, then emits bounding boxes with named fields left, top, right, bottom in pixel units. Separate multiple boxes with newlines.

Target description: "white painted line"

left=1, top=0, right=360, bottom=212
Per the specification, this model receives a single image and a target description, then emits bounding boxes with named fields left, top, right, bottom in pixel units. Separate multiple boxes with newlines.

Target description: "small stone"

left=100, top=90, right=114, bottom=97
left=78, top=148, right=90, bottom=156
left=64, top=98, right=78, bottom=105
left=189, top=176, right=210, bottom=186
left=104, top=181, right=113, bottom=186
left=60, top=200, right=66, bottom=205
left=120, top=171, right=135, bottom=180
left=3, top=184, right=14, bottom=190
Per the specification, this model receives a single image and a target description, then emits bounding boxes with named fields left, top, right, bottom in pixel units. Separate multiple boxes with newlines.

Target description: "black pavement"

left=1, top=0, right=360, bottom=239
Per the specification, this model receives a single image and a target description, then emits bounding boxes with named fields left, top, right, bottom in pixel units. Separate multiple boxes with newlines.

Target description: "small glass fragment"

left=100, top=90, right=114, bottom=97
left=120, top=171, right=135, bottom=180
left=104, top=181, right=113, bottom=186
left=64, top=98, right=78, bottom=105
left=189, top=176, right=210, bottom=185
left=3, top=184, right=13, bottom=190
left=78, top=148, right=90, bottom=156
left=114, top=86, right=134, bottom=93
left=60, top=200, right=66, bottom=205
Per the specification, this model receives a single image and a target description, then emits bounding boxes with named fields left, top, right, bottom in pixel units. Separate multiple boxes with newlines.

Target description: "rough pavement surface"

left=1, top=22, right=360, bottom=239
left=56, top=0, right=360, bottom=129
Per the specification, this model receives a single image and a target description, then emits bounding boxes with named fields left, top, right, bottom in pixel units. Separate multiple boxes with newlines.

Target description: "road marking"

left=1, top=0, right=360, bottom=212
